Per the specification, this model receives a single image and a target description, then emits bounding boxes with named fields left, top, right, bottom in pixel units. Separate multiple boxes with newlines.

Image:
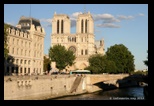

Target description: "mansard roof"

left=4, top=23, right=29, bottom=33
left=17, top=16, right=41, bottom=30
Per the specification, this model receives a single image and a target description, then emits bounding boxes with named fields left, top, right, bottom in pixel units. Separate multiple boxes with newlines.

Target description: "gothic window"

left=85, top=19, right=87, bottom=33
left=74, top=37, right=76, bottom=42
left=68, top=46, right=76, bottom=54
left=81, top=19, right=83, bottom=33
left=85, top=49, right=88, bottom=55
left=81, top=49, right=83, bottom=55
left=61, top=20, right=63, bottom=34
left=57, top=20, right=59, bottom=34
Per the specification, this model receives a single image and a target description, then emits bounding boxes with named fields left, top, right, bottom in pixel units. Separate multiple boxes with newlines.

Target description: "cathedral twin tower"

left=51, top=11, right=104, bottom=71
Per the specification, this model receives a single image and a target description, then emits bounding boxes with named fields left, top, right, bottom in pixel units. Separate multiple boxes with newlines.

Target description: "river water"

left=52, top=86, right=145, bottom=100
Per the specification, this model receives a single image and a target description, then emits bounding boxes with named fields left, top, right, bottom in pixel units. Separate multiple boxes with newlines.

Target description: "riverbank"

left=5, top=74, right=139, bottom=100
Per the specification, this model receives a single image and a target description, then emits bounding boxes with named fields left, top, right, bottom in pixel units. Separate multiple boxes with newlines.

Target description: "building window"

left=68, top=46, right=76, bottom=54
left=28, top=68, right=30, bottom=74
left=81, top=19, right=83, bottom=33
left=85, top=49, right=88, bottom=55
left=28, top=60, right=30, bottom=65
left=25, top=60, right=27, bottom=64
left=57, top=20, right=59, bottom=34
left=21, top=59, right=23, bottom=64
left=20, top=68, right=22, bottom=73
left=81, top=49, right=83, bottom=55
left=85, top=19, right=87, bottom=33
left=16, top=59, right=18, bottom=64
left=24, top=68, right=26, bottom=74
left=61, top=20, right=63, bottom=34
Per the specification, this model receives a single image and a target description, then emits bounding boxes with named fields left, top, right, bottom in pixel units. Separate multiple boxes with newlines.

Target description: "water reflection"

left=52, top=87, right=145, bottom=100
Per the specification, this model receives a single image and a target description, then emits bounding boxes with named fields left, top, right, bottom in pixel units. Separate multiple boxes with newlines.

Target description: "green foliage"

left=86, top=44, right=135, bottom=74
left=4, top=24, right=10, bottom=59
left=86, top=54, right=117, bottom=74
left=144, top=50, right=148, bottom=66
left=88, top=54, right=104, bottom=74
left=48, top=44, right=76, bottom=71
left=106, top=44, right=135, bottom=73
left=43, top=56, right=51, bottom=72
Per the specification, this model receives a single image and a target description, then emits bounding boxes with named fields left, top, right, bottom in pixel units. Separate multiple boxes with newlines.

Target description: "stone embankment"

left=4, top=74, right=138, bottom=100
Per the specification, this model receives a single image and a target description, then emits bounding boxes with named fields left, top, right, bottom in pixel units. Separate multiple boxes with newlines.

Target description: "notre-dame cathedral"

left=51, top=11, right=105, bottom=72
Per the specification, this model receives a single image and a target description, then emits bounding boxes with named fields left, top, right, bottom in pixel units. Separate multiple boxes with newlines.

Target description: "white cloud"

left=117, top=15, right=134, bottom=20
left=40, top=18, right=52, bottom=28
left=96, top=23, right=120, bottom=28
left=5, top=22, right=16, bottom=26
left=70, top=12, right=82, bottom=27
left=71, top=12, right=82, bottom=17
left=138, top=13, right=145, bottom=16
left=38, top=12, right=142, bottom=29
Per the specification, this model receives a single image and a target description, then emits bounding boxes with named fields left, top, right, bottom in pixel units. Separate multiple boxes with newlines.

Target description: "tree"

left=4, top=23, right=10, bottom=75
left=43, top=56, right=51, bottom=73
left=48, top=44, right=76, bottom=72
left=106, top=44, right=135, bottom=73
left=86, top=54, right=117, bottom=74
left=144, top=50, right=148, bottom=66
left=87, top=54, right=105, bottom=74
left=4, top=24, right=10, bottom=59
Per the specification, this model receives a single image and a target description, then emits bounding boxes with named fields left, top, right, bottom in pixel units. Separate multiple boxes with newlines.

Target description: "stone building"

left=5, top=16, right=45, bottom=75
left=51, top=11, right=105, bottom=72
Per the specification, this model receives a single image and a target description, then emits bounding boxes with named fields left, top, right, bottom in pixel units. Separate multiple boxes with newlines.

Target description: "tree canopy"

left=48, top=44, right=76, bottom=71
left=43, top=56, right=51, bottom=73
left=86, top=44, right=135, bottom=74
left=106, top=44, right=135, bottom=73
left=4, top=24, right=10, bottom=59
left=144, top=50, right=148, bottom=67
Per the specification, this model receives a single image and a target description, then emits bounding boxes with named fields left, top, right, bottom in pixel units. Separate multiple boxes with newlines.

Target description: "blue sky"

left=4, top=4, right=148, bottom=70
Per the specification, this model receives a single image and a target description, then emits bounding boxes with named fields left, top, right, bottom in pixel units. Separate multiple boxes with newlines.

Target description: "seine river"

left=51, top=86, right=145, bottom=100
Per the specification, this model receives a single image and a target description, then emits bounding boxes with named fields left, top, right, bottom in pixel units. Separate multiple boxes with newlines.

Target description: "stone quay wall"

left=4, top=74, right=136, bottom=100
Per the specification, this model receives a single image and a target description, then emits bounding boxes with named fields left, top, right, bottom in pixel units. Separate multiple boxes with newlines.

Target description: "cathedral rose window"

left=68, top=46, right=76, bottom=53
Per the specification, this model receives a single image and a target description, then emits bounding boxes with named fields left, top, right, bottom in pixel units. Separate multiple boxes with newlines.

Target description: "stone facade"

left=51, top=12, right=105, bottom=72
left=5, top=16, right=45, bottom=75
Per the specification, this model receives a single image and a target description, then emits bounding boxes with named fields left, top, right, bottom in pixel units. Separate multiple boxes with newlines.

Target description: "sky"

left=4, top=4, right=148, bottom=70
